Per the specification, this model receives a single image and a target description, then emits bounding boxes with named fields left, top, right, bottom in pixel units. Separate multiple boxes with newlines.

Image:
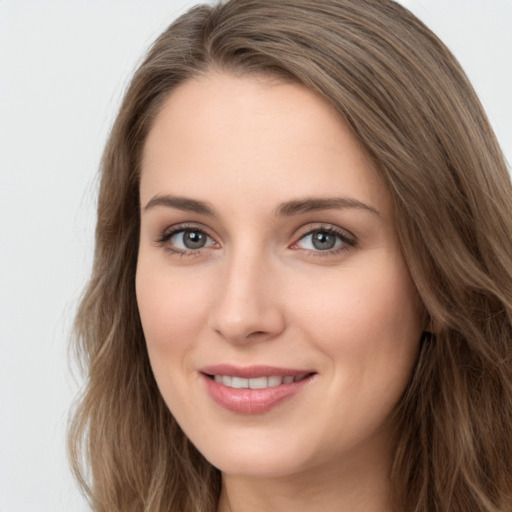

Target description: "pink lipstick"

left=200, top=364, right=316, bottom=414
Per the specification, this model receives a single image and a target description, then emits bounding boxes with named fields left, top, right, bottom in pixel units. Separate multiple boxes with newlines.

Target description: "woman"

left=69, top=1, right=512, bottom=511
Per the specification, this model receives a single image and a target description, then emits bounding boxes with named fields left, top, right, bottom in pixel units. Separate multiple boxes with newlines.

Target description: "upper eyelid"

left=292, top=223, right=356, bottom=241
left=159, top=222, right=217, bottom=240
left=155, top=221, right=356, bottom=248
left=155, top=225, right=219, bottom=255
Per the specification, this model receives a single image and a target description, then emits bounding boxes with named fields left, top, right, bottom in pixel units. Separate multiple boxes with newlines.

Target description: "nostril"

left=241, top=330, right=270, bottom=342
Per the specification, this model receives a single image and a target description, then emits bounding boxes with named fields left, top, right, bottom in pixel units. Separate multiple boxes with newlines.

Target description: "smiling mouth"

left=205, top=373, right=311, bottom=389
left=199, top=364, right=317, bottom=413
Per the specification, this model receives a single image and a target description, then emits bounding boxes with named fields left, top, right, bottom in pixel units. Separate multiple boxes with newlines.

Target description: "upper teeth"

left=213, top=374, right=307, bottom=389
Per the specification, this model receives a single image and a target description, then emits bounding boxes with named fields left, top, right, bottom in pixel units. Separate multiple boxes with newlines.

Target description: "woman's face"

left=136, top=72, right=424, bottom=479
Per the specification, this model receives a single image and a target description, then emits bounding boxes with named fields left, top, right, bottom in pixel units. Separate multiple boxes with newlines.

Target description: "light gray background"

left=1, top=1, right=511, bottom=511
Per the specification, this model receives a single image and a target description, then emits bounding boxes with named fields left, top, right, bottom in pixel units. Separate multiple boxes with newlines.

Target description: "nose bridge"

left=210, top=242, right=284, bottom=343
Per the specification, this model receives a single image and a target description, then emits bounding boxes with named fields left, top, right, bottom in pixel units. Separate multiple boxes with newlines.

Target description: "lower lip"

left=202, top=374, right=314, bottom=414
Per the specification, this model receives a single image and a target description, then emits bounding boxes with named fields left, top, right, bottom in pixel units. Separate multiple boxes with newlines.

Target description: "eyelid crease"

left=155, top=223, right=217, bottom=244
left=154, top=224, right=219, bottom=258
left=292, top=223, right=357, bottom=246
left=288, top=226, right=357, bottom=260
left=153, top=222, right=358, bottom=259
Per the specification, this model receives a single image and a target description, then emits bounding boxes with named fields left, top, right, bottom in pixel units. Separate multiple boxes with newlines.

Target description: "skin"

left=136, top=72, right=425, bottom=512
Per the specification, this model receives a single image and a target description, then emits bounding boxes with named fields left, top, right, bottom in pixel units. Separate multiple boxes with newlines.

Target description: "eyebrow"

left=143, top=194, right=380, bottom=217
left=275, top=197, right=381, bottom=217
left=144, top=195, right=216, bottom=216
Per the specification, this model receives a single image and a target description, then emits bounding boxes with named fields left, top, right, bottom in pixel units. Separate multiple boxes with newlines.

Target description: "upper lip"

left=200, top=364, right=316, bottom=379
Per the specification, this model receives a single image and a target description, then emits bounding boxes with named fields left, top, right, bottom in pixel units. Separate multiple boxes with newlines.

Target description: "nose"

left=208, top=250, right=286, bottom=344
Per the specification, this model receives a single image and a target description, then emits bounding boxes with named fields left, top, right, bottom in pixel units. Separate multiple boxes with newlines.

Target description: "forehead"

left=140, top=72, right=391, bottom=220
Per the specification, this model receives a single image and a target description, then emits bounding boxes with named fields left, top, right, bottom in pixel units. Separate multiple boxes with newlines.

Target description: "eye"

left=170, top=229, right=214, bottom=250
left=157, top=226, right=218, bottom=255
left=293, top=227, right=356, bottom=253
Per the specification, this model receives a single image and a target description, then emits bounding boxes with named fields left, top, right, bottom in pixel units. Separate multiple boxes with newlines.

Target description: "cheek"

left=290, top=262, right=423, bottom=449
left=297, top=262, right=421, bottom=338
left=135, top=263, right=209, bottom=375
left=135, top=261, right=216, bottom=426
left=292, top=259, right=423, bottom=391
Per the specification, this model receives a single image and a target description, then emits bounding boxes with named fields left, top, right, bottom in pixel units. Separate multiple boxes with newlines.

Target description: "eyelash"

left=155, top=223, right=216, bottom=257
left=291, top=225, right=357, bottom=257
left=155, top=223, right=357, bottom=258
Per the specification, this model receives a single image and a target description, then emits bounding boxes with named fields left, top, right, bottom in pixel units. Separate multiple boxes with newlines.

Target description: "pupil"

left=184, top=231, right=206, bottom=249
left=312, top=231, right=336, bottom=250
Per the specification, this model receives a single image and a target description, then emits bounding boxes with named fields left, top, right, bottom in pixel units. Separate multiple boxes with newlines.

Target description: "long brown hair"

left=69, top=1, right=512, bottom=511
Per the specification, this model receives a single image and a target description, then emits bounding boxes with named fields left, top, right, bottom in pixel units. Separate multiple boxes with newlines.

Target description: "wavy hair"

left=69, top=1, right=512, bottom=511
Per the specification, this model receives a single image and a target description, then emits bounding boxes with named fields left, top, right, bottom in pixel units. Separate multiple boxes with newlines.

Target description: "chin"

left=192, top=431, right=320, bottom=479
left=210, top=454, right=308, bottom=479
